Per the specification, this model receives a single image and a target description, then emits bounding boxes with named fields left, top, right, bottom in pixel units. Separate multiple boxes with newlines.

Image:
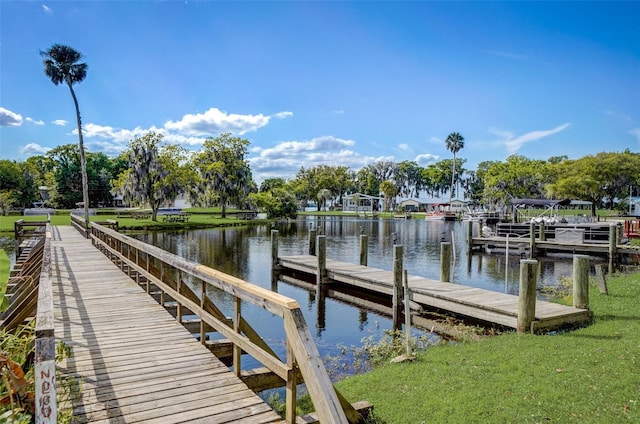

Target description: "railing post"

left=285, top=339, right=297, bottom=424
left=440, top=242, right=451, bottom=283
left=359, top=234, right=368, bottom=266
left=466, top=220, right=473, bottom=253
left=200, top=281, right=206, bottom=345
left=392, top=245, right=403, bottom=331
left=573, top=255, right=590, bottom=309
left=539, top=222, right=545, bottom=242
left=176, top=269, right=183, bottom=323
left=233, top=296, right=242, bottom=377
left=518, top=259, right=538, bottom=334
left=308, top=228, right=317, bottom=256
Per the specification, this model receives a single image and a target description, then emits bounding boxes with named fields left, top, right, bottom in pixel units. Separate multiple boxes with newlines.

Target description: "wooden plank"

left=51, top=226, right=281, bottom=424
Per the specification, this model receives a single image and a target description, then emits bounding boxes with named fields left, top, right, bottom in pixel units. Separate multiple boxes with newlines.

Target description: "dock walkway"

left=51, top=225, right=283, bottom=423
left=278, top=255, right=591, bottom=331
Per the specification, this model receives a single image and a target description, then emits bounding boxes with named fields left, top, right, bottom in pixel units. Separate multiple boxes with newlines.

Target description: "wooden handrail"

left=34, top=225, right=57, bottom=423
left=89, top=222, right=353, bottom=423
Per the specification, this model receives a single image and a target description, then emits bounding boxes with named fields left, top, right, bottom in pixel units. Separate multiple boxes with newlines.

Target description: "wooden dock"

left=277, top=255, right=591, bottom=332
left=51, top=225, right=284, bottom=423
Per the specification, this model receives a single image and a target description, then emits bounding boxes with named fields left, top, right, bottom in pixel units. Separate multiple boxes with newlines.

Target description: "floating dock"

left=277, top=255, right=592, bottom=332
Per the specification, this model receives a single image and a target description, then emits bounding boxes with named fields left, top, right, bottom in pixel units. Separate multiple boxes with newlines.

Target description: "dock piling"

left=440, top=242, right=452, bottom=283
left=608, top=225, right=617, bottom=274
left=271, top=230, right=279, bottom=287
left=466, top=220, right=473, bottom=253
left=359, top=234, right=368, bottom=266
left=392, top=245, right=403, bottom=331
left=529, top=222, right=536, bottom=259
left=572, top=255, right=590, bottom=309
left=403, top=269, right=412, bottom=358
left=518, top=259, right=538, bottom=334
left=309, top=228, right=317, bottom=256
left=595, top=264, right=608, bottom=295
left=317, top=235, right=327, bottom=290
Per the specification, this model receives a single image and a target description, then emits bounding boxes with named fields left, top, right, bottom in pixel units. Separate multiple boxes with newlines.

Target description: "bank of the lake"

left=336, top=271, right=640, bottom=423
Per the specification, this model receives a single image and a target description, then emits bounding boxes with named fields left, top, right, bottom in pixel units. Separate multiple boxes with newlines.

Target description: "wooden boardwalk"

left=51, top=225, right=283, bottom=423
left=278, top=255, right=591, bottom=331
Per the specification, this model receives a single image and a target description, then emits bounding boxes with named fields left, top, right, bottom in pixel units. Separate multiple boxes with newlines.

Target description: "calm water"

left=129, top=216, right=593, bottom=368
left=0, top=217, right=594, bottom=374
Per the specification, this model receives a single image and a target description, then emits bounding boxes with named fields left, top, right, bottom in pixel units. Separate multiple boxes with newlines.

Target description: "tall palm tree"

left=445, top=132, right=465, bottom=205
left=41, top=44, right=90, bottom=226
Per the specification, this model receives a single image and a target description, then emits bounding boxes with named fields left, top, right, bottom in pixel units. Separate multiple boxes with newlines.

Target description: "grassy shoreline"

left=336, top=271, right=639, bottom=423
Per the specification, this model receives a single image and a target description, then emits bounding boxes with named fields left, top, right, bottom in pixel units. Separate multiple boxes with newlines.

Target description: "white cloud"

left=52, top=119, right=68, bottom=126
left=629, top=128, right=640, bottom=144
left=398, top=143, right=410, bottom=152
left=491, top=123, right=571, bottom=154
left=332, top=110, right=344, bottom=114
left=26, top=117, right=45, bottom=126
left=250, top=135, right=378, bottom=180
left=415, top=153, right=439, bottom=166
left=42, top=4, right=52, bottom=14
left=164, top=107, right=293, bottom=136
left=0, top=107, right=23, bottom=126
left=20, top=143, right=50, bottom=155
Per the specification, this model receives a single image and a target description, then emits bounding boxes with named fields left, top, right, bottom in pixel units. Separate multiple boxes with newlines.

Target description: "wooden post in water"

left=308, top=228, right=317, bottom=256
left=529, top=221, right=536, bottom=258
left=392, top=245, right=403, bottom=331
left=466, top=220, right=473, bottom=253
left=517, top=259, right=538, bottom=334
left=440, top=242, right=451, bottom=283
left=271, top=229, right=279, bottom=288
left=608, top=225, right=617, bottom=274
left=359, top=234, right=368, bottom=266
left=271, top=229, right=279, bottom=270
left=316, top=235, right=327, bottom=290
left=539, top=222, right=546, bottom=242
left=573, top=254, right=590, bottom=309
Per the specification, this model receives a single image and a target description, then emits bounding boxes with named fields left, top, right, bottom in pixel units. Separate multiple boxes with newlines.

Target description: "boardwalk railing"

left=14, top=218, right=49, bottom=257
left=88, top=222, right=357, bottom=424
left=1, top=223, right=57, bottom=423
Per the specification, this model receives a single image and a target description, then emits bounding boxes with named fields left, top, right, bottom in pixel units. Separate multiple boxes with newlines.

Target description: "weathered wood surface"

left=52, top=226, right=283, bottom=423
left=278, top=255, right=591, bottom=331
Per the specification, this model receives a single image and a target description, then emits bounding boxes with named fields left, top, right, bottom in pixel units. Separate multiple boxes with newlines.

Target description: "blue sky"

left=1, top=1, right=638, bottom=182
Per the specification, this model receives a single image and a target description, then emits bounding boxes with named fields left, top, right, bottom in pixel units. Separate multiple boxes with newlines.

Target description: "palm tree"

left=379, top=180, right=397, bottom=212
left=317, top=188, right=332, bottom=211
left=445, top=132, right=465, bottom=205
left=41, top=44, right=90, bottom=226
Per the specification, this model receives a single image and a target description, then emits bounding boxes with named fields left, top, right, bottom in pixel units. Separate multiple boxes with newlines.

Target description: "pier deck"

left=278, top=255, right=591, bottom=331
left=52, top=226, right=282, bottom=423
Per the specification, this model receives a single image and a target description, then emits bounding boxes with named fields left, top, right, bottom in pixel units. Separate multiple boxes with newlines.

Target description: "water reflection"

left=131, top=216, right=600, bottom=364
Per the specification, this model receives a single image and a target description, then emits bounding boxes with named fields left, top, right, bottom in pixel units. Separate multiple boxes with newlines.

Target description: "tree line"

left=1, top=133, right=638, bottom=219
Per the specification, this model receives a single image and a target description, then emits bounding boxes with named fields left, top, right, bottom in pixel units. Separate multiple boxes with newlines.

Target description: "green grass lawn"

left=0, top=210, right=269, bottom=233
left=337, top=272, right=640, bottom=423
